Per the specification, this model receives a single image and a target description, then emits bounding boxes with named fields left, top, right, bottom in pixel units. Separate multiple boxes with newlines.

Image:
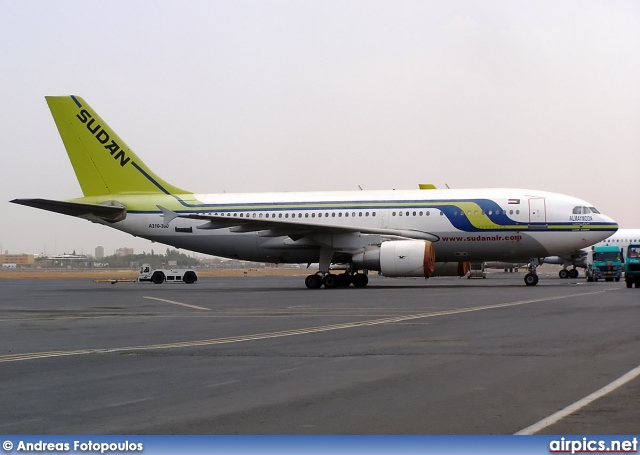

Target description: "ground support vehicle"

left=624, top=244, right=640, bottom=288
left=467, top=262, right=486, bottom=279
left=586, top=245, right=622, bottom=282
left=138, top=264, right=198, bottom=284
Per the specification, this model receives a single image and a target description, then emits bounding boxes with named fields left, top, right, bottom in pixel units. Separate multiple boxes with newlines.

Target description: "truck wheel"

left=626, top=281, right=633, bottom=288
left=151, top=272, right=165, bottom=284
left=615, top=277, right=620, bottom=282
left=183, top=271, right=197, bottom=284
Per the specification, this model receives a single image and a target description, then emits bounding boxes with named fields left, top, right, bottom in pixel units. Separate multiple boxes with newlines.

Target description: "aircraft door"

left=528, top=198, right=547, bottom=225
left=378, top=209, right=389, bottom=228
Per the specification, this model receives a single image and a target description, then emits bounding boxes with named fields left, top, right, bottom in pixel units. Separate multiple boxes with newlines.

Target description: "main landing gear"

left=304, top=271, right=369, bottom=289
left=306, top=247, right=369, bottom=289
left=524, top=259, right=541, bottom=286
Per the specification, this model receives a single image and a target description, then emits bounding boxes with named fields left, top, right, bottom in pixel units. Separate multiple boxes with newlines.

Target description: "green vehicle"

left=586, top=245, right=622, bottom=282
left=624, top=244, right=640, bottom=288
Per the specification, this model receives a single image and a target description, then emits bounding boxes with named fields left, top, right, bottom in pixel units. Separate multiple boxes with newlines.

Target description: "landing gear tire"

left=352, top=273, right=369, bottom=288
left=524, top=273, right=539, bottom=286
left=559, top=269, right=569, bottom=279
left=323, top=274, right=339, bottom=289
left=305, top=274, right=323, bottom=289
left=336, top=273, right=352, bottom=287
left=568, top=269, right=579, bottom=279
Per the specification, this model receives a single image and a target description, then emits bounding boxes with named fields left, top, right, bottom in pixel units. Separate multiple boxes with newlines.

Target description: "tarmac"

left=0, top=269, right=638, bottom=434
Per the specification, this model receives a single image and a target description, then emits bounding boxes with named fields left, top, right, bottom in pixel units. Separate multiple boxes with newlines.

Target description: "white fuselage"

left=96, top=188, right=617, bottom=265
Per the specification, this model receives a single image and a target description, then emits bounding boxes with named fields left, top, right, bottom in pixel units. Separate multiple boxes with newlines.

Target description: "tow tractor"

left=137, top=264, right=198, bottom=284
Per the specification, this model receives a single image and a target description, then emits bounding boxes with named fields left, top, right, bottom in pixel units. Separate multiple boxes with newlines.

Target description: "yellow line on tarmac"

left=0, top=289, right=614, bottom=363
left=143, top=296, right=211, bottom=311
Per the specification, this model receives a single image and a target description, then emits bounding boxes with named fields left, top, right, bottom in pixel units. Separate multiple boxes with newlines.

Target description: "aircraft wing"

left=165, top=207, right=439, bottom=241
left=10, top=198, right=126, bottom=222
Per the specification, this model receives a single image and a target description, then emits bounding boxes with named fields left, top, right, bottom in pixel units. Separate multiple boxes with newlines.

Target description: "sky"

left=1, top=0, right=639, bottom=257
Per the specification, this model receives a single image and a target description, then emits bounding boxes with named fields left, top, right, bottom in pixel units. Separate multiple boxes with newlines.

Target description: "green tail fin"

left=46, top=95, right=188, bottom=197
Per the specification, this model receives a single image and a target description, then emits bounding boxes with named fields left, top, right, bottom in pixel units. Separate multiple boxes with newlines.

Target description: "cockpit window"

left=589, top=207, right=600, bottom=214
left=582, top=206, right=591, bottom=213
left=572, top=206, right=582, bottom=214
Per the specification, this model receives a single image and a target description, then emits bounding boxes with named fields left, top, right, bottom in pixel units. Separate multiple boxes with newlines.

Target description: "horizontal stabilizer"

left=10, top=198, right=126, bottom=222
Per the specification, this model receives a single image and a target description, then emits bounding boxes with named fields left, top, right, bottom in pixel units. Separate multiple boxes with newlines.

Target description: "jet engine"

left=432, top=261, right=471, bottom=277
left=352, top=241, right=471, bottom=278
left=352, top=240, right=435, bottom=278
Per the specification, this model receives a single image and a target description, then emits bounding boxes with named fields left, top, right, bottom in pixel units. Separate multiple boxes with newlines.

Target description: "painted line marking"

left=143, top=296, right=211, bottom=311
left=515, top=364, right=640, bottom=435
left=0, top=289, right=612, bottom=363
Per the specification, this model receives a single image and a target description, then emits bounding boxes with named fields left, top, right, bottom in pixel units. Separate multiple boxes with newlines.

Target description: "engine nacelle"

left=432, top=261, right=471, bottom=277
left=352, top=240, right=436, bottom=278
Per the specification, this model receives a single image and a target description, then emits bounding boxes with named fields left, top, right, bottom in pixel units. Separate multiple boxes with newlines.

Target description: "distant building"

left=0, top=254, right=35, bottom=268
left=115, top=247, right=134, bottom=257
left=95, top=246, right=104, bottom=260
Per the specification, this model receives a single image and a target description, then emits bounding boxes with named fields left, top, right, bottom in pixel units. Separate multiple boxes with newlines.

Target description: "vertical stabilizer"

left=46, top=96, right=188, bottom=197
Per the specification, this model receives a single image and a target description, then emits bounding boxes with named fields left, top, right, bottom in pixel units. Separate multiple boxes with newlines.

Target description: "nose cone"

left=599, top=214, right=619, bottom=232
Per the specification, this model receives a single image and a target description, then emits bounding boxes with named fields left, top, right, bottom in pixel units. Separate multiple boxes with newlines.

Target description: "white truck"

left=138, top=264, right=198, bottom=284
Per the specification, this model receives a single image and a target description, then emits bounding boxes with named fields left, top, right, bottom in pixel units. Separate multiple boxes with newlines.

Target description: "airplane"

left=544, top=228, right=640, bottom=278
left=10, top=95, right=619, bottom=288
